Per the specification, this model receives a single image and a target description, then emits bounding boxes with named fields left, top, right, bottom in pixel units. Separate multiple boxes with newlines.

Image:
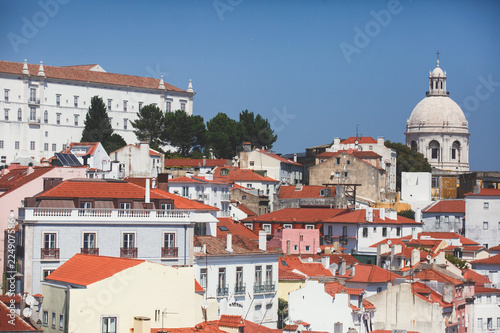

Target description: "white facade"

left=64, top=142, right=111, bottom=171
left=405, top=60, right=470, bottom=171
left=465, top=190, right=500, bottom=248
left=400, top=172, right=433, bottom=210
left=473, top=290, right=500, bottom=332
left=111, top=141, right=164, bottom=178
left=0, top=59, right=194, bottom=166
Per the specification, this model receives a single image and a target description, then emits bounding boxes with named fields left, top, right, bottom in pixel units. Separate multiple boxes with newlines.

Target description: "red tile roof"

left=471, top=253, right=500, bottom=265
left=243, top=208, right=347, bottom=223
left=317, top=150, right=381, bottom=159
left=464, top=188, right=500, bottom=196
left=423, top=200, right=465, bottom=213
left=279, top=256, right=333, bottom=278
left=63, top=142, right=100, bottom=156
left=412, top=281, right=454, bottom=309
left=164, top=159, right=230, bottom=168
left=0, top=166, right=57, bottom=198
left=278, top=185, right=334, bottom=199
left=279, top=268, right=306, bottom=281
left=325, top=209, right=421, bottom=225
left=242, top=319, right=283, bottom=333
left=194, top=235, right=282, bottom=256
left=216, top=218, right=258, bottom=240
left=412, top=268, right=464, bottom=286
left=324, top=281, right=363, bottom=296
left=0, top=60, right=185, bottom=92
left=218, top=315, right=244, bottom=328
left=234, top=202, right=257, bottom=216
left=293, top=253, right=360, bottom=266
left=150, top=188, right=219, bottom=211
left=341, top=137, right=378, bottom=144
left=363, top=299, right=376, bottom=310
left=0, top=294, right=21, bottom=305
left=462, top=269, right=491, bottom=286
left=213, top=167, right=278, bottom=182
left=343, top=264, right=400, bottom=283
left=46, top=254, right=144, bottom=286
left=489, top=245, right=500, bottom=251
left=416, top=232, right=479, bottom=246
left=475, top=286, right=500, bottom=294
left=151, top=322, right=224, bottom=333
left=0, top=301, right=40, bottom=331
left=256, top=149, right=302, bottom=166
left=195, top=279, right=205, bottom=293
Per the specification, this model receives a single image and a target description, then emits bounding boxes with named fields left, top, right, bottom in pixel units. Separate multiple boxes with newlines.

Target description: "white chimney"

left=26, top=166, right=34, bottom=176
left=226, top=233, right=233, bottom=253
left=203, top=155, right=206, bottom=166
left=473, top=180, right=481, bottom=194
left=410, top=248, right=420, bottom=267
left=379, top=208, right=385, bottom=220
left=377, top=136, right=385, bottom=146
left=350, top=263, right=357, bottom=277
left=145, top=178, right=151, bottom=203
left=391, top=244, right=402, bottom=256
left=322, top=256, right=330, bottom=269
left=259, top=230, right=267, bottom=252
left=366, top=207, right=373, bottom=222
left=415, top=208, right=421, bottom=223
left=293, top=153, right=297, bottom=163
left=339, top=258, right=346, bottom=276
left=412, top=228, right=418, bottom=240
left=133, top=316, right=151, bottom=333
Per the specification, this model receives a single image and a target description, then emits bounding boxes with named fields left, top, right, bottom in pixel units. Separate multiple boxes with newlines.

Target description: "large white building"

left=405, top=59, right=470, bottom=171
left=0, top=59, right=194, bottom=166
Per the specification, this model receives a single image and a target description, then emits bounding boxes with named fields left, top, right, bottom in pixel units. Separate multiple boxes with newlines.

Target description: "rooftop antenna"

left=436, top=50, right=440, bottom=67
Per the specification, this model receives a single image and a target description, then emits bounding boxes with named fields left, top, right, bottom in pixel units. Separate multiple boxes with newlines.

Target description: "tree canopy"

left=205, top=113, right=243, bottom=159
left=81, top=96, right=127, bottom=153
left=385, top=140, right=432, bottom=190
left=130, top=104, right=165, bottom=149
left=163, top=110, right=206, bottom=157
left=239, top=110, right=277, bottom=149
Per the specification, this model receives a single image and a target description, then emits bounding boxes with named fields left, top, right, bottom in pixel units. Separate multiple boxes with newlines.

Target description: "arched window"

left=17, top=108, right=22, bottom=121
left=44, top=110, right=48, bottom=123
left=452, top=141, right=461, bottom=161
left=411, top=140, right=418, bottom=151
left=429, top=140, right=440, bottom=160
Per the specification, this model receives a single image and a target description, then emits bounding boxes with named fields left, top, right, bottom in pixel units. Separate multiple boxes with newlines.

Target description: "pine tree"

left=81, top=96, right=113, bottom=143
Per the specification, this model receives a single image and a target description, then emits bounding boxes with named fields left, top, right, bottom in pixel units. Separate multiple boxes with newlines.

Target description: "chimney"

left=133, top=316, right=151, bottom=333
left=379, top=207, right=385, bottom=220
left=350, top=263, right=357, bottom=276
left=410, top=248, right=420, bottom=267
left=145, top=178, right=151, bottom=204
left=293, top=153, right=297, bottom=163
left=209, top=148, right=214, bottom=159
left=333, top=138, right=341, bottom=151
left=412, top=228, right=418, bottom=240
left=226, top=233, right=233, bottom=253
left=43, top=178, right=63, bottom=192
left=157, top=173, right=169, bottom=192
left=473, top=180, right=480, bottom=194
left=377, top=136, right=385, bottom=146
left=387, top=209, right=397, bottom=220
left=26, top=165, right=34, bottom=176
left=415, top=208, right=421, bottom=223
left=377, top=242, right=390, bottom=256
left=259, top=230, right=267, bottom=252
left=391, top=244, right=402, bottom=256
left=365, top=207, right=373, bottom=222
left=203, top=155, right=206, bottom=166
left=1, top=168, right=9, bottom=176
left=152, top=178, right=157, bottom=188
left=322, top=256, right=330, bottom=269
left=339, top=258, right=346, bottom=276
left=140, top=141, right=149, bottom=163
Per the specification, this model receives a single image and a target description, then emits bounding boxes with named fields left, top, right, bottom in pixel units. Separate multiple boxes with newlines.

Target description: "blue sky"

left=1, top=0, right=499, bottom=170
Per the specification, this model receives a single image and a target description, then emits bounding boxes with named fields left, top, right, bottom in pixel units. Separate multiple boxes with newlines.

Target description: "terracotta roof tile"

left=0, top=301, right=40, bottom=331
left=325, top=209, right=421, bottom=225
left=0, top=294, right=21, bottom=305
left=256, top=149, right=302, bottom=166
left=324, top=281, right=363, bottom=296
left=471, top=253, right=500, bottom=265
left=363, top=299, right=376, bottom=310
left=293, top=253, right=360, bottom=266
left=278, top=185, right=334, bottom=199
left=342, top=264, right=400, bottom=283
left=216, top=218, right=258, bottom=239
left=218, top=315, right=243, bottom=328
left=412, top=268, right=464, bottom=286
left=416, top=232, right=479, bottom=246
left=63, top=142, right=100, bottom=156
left=243, top=208, right=348, bottom=223
left=213, top=167, right=278, bottom=182
left=341, top=137, right=378, bottom=144
left=0, top=166, right=57, bottom=198
left=422, top=200, right=465, bottom=213
left=164, top=159, right=230, bottom=168
left=195, top=279, right=205, bottom=293
left=234, top=203, right=257, bottom=216
left=412, top=281, right=454, bottom=308
left=194, top=235, right=281, bottom=256
left=151, top=321, right=224, bottom=333
left=0, top=60, right=185, bottom=92
left=46, top=254, right=144, bottom=286
left=462, top=269, right=491, bottom=286
left=279, top=268, right=306, bottom=281
left=279, top=256, right=333, bottom=278
left=464, top=188, right=500, bottom=196
left=475, top=286, right=500, bottom=294
left=489, top=245, right=500, bottom=251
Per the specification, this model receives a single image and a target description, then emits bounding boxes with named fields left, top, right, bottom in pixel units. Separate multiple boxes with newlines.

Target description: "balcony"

left=81, top=248, right=99, bottom=255
left=217, top=285, right=229, bottom=297
left=28, top=98, right=40, bottom=105
left=161, top=247, right=178, bottom=258
left=120, top=247, right=138, bottom=258
left=221, top=193, right=230, bottom=201
left=254, top=283, right=275, bottom=294
left=219, top=211, right=231, bottom=217
left=234, top=284, right=246, bottom=295
left=41, top=248, right=59, bottom=260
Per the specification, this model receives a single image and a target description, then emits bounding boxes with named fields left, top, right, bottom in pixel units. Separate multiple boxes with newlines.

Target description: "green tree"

left=398, top=209, right=415, bottom=219
left=239, top=110, right=277, bottom=149
left=445, top=254, right=468, bottom=269
left=81, top=96, right=113, bottom=144
left=278, top=298, right=288, bottom=329
left=385, top=140, right=432, bottom=190
left=205, top=113, right=243, bottom=159
left=130, top=104, right=165, bottom=148
left=163, top=110, right=206, bottom=157
left=103, top=133, right=127, bottom=154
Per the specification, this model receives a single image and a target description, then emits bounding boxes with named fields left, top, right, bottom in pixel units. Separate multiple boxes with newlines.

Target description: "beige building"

left=41, top=254, right=217, bottom=333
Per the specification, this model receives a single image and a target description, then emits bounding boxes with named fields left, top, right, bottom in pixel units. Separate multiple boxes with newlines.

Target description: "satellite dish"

left=317, top=248, right=322, bottom=254
left=387, top=240, right=392, bottom=245
left=307, top=257, right=313, bottom=262
left=427, top=255, right=432, bottom=260
left=201, top=300, right=209, bottom=310
left=25, top=295, right=35, bottom=307
left=23, top=307, right=32, bottom=318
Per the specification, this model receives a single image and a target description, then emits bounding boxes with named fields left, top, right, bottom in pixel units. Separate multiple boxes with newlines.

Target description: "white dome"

left=432, top=67, right=444, bottom=76
left=408, top=96, right=467, bottom=128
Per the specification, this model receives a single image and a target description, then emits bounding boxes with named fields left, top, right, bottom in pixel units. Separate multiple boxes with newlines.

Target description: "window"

left=123, top=100, right=128, bottom=112
left=180, top=102, right=186, bottom=111
left=0, top=141, right=3, bottom=149
left=265, top=265, right=272, bottom=285
left=478, top=318, right=483, bottom=329
left=74, top=96, right=78, bottom=107
left=483, top=222, right=489, bottom=230
left=194, top=223, right=207, bottom=236
left=328, top=225, right=333, bottom=235
left=166, top=101, right=171, bottom=112
left=30, top=107, right=36, bottom=121
left=373, top=227, right=377, bottom=233
left=102, top=317, right=117, bottom=333
left=488, top=318, right=493, bottom=330
left=120, top=202, right=131, bottom=210
left=362, top=227, right=368, bottom=237
left=56, top=94, right=60, bottom=106
left=335, top=172, right=340, bottom=178
left=343, top=172, right=348, bottom=178
left=242, top=195, right=246, bottom=200
left=397, top=227, right=401, bottom=236
left=342, top=226, right=348, bottom=237
left=336, top=157, right=340, bottom=165
left=107, top=99, right=112, bottom=111
left=200, top=268, right=207, bottom=288
left=218, top=268, right=226, bottom=290
left=262, top=224, right=271, bottom=234
left=4, top=89, right=8, bottom=101
left=283, top=224, right=292, bottom=229
left=182, top=186, right=189, bottom=198
left=161, top=203, right=172, bottom=210
left=52, top=143, right=56, bottom=151
left=43, top=311, right=48, bottom=325
left=30, top=141, right=35, bottom=150
left=44, top=143, right=49, bottom=151
left=497, top=317, right=500, bottom=329
left=4, top=109, right=8, bottom=120
left=220, top=168, right=228, bottom=175
left=15, top=141, right=19, bottom=150
left=382, top=227, right=387, bottom=237
left=305, top=225, right=314, bottom=229
left=138, top=102, right=143, bottom=111
left=255, top=266, right=262, bottom=285
left=487, top=295, right=491, bottom=303
left=17, top=108, right=22, bottom=121
left=305, top=245, right=310, bottom=252
left=42, top=269, right=55, bottom=279
left=246, top=183, right=252, bottom=189
left=236, top=266, right=243, bottom=291
left=74, top=114, right=79, bottom=126
left=123, top=233, right=135, bottom=248
left=44, top=233, right=56, bottom=250
left=294, top=245, right=298, bottom=251
left=244, top=223, right=253, bottom=230
left=164, top=233, right=175, bottom=248
left=377, top=287, right=382, bottom=293
left=83, top=233, right=96, bottom=249
left=249, top=161, right=254, bottom=167
left=52, top=312, right=56, bottom=328
left=123, top=118, right=128, bottom=130
left=59, top=314, right=64, bottom=329
left=30, top=88, right=36, bottom=102
left=484, top=202, right=489, bottom=210
left=430, top=140, right=440, bottom=160
left=44, top=110, right=48, bottom=123
left=56, top=113, right=61, bottom=125
left=347, top=160, right=351, bottom=165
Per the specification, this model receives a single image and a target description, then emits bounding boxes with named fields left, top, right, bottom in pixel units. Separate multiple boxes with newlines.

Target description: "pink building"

left=269, top=228, right=320, bottom=255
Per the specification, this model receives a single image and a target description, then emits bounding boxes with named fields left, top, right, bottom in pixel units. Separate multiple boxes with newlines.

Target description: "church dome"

left=432, top=66, right=444, bottom=76
left=408, top=96, right=467, bottom=128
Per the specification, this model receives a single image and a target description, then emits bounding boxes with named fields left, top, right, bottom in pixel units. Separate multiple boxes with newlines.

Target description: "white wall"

left=401, top=172, right=432, bottom=208
left=465, top=195, right=500, bottom=248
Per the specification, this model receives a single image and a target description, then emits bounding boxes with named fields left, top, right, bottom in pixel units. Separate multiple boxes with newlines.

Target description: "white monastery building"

left=405, top=59, right=470, bottom=171
left=0, top=59, right=194, bottom=166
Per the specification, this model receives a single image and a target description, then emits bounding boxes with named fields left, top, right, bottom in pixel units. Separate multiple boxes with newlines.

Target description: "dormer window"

left=220, top=168, right=228, bottom=176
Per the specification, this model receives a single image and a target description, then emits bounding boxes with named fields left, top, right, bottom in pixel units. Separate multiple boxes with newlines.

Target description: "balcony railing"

left=81, top=248, right=99, bottom=255
left=41, top=248, right=59, bottom=260
left=219, top=211, right=231, bottom=217
left=254, top=283, right=275, bottom=294
left=221, top=193, right=230, bottom=201
left=217, top=285, right=229, bottom=297
left=28, top=98, right=40, bottom=105
left=234, top=284, right=246, bottom=295
left=120, top=247, right=138, bottom=258
left=161, top=247, right=178, bottom=258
